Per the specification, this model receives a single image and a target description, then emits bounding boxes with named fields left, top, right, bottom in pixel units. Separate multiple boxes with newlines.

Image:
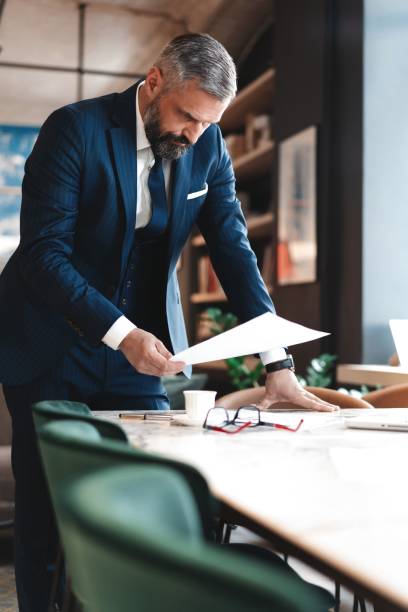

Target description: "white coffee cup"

left=183, top=390, right=217, bottom=424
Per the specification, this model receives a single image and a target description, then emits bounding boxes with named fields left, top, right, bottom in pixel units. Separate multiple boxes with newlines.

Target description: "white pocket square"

left=187, top=183, right=208, bottom=200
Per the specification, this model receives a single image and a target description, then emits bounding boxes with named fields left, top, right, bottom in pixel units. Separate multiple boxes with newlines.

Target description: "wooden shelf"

left=233, top=141, right=274, bottom=182
left=190, top=291, right=227, bottom=304
left=191, top=285, right=273, bottom=305
left=220, top=68, right=275, bottom=133
left=245, top=212, right=274, bottom=239
left=192, top=212, right=274, bottom=248
left=193, top=356, right=261, bottom=372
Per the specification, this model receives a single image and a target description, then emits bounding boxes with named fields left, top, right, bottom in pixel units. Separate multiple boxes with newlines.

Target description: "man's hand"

left=258, top=369, right=339, bottom=412
left=119, top=328, right=185, bottom=376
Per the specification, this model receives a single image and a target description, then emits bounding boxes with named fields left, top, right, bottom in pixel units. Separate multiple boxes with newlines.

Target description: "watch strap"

left=265, top=354, right=295, bottom=374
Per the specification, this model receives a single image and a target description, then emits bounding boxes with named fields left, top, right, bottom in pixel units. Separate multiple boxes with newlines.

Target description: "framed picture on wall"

left=277, top=126, right=317, bottom=285
left=0, top=125, right=38, bottom=269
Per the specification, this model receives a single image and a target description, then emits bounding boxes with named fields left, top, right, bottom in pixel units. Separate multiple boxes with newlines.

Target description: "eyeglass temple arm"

left=272, top=418, right=304, bottom=432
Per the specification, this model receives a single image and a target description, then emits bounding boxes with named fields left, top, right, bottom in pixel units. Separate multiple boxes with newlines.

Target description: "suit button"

left=121, top=298, right=127, bottom=306
left=126, top=281, right=132, bottom=288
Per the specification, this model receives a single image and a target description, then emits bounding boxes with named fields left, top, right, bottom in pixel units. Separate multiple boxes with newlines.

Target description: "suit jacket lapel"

left=168, top=149, right=193, bottom=270
left=109, top=82, right=139, bottom=271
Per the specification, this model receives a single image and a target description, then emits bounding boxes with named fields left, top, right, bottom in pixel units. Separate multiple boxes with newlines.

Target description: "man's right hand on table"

left=119, top=328, right=185, bottom=376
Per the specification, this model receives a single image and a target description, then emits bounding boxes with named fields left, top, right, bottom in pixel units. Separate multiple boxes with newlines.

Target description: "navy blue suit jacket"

left=0, top=82, right=274, bottom=385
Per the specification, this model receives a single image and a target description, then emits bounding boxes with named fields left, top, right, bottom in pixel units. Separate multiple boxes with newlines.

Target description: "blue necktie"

left=137, top=156, right=168, bottom=241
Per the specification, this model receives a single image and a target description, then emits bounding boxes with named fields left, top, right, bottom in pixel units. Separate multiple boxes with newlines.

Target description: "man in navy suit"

left=0, top=33, right=336, bottom=611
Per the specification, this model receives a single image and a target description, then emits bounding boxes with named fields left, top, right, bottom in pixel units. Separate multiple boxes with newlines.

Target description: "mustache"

left=159, top=133, right=192, bottom=146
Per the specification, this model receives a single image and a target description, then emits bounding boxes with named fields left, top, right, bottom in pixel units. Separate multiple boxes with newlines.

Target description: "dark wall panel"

left=274, top=0, right=327, bottom=372
left=275, top=0, right=326, bottom=140
left=274, top=0, right=363, bottom=370
left=327, top=0, right=363, bottom=363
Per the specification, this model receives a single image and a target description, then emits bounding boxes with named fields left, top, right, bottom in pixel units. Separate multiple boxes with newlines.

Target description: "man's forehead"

left=172, top=86, right=228, bottom=123
left=180, top=102, right=225, bottom=124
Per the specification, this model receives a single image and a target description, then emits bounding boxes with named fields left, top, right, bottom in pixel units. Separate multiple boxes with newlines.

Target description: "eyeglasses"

left=203, top=405, right=303, bottom=435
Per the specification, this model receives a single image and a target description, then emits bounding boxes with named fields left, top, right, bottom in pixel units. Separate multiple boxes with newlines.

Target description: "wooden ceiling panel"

left=83, top=4, right=183, bottom=73
left=0, top=66, right=77, bottom=125
left=0, top=0, right=275, bottom=71
left=0, top=0, right=78, bottom=67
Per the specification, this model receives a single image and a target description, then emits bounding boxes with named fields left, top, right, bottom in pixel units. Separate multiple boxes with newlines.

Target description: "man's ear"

left=144, top=66, right=164, bottom=101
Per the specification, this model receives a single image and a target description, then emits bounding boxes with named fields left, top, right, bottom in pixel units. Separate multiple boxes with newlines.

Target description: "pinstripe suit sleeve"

left=196, top=126, right=275, bottom=323
left=18, top=106, right=123, bottom=344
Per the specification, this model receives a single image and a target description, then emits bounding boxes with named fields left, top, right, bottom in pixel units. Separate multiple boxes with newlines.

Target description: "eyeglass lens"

left=205, top=407, right=230, bottom=427
left=234, top=406, right=260, bottom=426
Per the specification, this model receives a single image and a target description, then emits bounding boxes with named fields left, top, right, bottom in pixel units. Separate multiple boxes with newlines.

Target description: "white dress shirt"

left=102, top=83, right=285, bottom=365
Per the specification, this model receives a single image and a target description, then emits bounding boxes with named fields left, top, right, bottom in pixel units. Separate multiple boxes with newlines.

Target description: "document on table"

left=171, top=312, right=329, bottom=366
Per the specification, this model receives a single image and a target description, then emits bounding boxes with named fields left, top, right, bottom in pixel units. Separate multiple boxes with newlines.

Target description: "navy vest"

left=114, top=226, right=171, bottom=349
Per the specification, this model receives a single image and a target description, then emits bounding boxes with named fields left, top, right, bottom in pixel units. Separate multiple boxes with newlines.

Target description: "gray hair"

left=155, top=33, right=237, bottom=102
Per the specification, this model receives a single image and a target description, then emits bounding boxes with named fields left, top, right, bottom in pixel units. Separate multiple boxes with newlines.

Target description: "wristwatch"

left=265, top=354, right=295, bottom=374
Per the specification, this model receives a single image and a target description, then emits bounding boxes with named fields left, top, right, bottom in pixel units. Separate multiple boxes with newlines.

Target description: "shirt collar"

left=136, top=81, right=151, bottom=152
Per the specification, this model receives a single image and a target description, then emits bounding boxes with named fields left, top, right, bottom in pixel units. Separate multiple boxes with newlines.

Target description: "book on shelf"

left=197, top=255, right=222, bottom=294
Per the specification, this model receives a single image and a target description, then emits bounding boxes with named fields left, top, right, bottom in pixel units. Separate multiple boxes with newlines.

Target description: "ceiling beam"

left=0, top=60, right=143, bottom=80
left=0, top=0, right=6, bottom=22
left=0, top=0, right=7, bottom=49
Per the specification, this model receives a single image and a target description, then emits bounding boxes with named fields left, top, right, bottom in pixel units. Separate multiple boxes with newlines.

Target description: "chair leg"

left=48, top=545, right=64, bottom=612
left=359, top=598, right=367, bottom=612
left=334, top=581, right=341, bottom=612
left=61, top=578, right=75, bottom=612
left=223, top=523, right=233, bottom=544
left=214, top=519, right=225, bottom=543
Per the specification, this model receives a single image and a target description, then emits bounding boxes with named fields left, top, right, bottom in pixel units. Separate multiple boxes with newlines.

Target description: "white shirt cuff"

left=102, top=316, right=137, bottom=350
left=259, top=347, right=287, bottom=366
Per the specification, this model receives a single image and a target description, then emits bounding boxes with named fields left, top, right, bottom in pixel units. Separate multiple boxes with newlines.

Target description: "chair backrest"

left=61, top=465, right=328, bottom=612
left=32, top=399, right=128, bottom=441
left=217, top=386, right=372, bottom=409
left=37, top=417, right=215, bottom=543
left=37, top=419, right=216, bottom=605
left=305, top=387, right=372, bottom=408
left=362, top=383, right=408, bottom=407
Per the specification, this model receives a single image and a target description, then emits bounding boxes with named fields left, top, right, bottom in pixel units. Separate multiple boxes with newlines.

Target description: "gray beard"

left=144, top=101, right=192, bottom=160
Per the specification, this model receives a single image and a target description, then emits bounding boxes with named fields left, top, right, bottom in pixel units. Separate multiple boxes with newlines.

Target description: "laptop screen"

left=389, top=319, right=408, bottom=367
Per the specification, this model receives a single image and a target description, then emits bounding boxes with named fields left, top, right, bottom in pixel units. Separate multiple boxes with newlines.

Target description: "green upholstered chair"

left=36, top=418, right=218, bottom=609
left=32, top=399, right=128, bottom=442
left=36, top=417, right=217, bottom=542
left=60, top=464, right=330, bottom=612
left=35, top=406, right=334, bottom=611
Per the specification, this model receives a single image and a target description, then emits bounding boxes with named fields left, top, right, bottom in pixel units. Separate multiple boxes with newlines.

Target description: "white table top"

left=337, top=363, right=408, bottom=387
left=98, top=408, right=408, bottom=611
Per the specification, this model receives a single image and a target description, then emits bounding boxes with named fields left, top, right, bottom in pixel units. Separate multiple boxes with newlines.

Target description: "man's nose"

left=182, top=124, right=203, bottom=145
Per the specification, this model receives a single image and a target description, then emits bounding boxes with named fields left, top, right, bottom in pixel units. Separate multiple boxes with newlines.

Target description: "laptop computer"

left=345, top=414, right=408, bottom=432
left=389, top=319, right=408, bottom=367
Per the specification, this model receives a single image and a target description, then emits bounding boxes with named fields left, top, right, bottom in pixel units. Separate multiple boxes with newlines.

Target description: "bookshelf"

left=233, top=141, right=274, bottom=182
left=219, top=68, right=275, bottom=133
left=191, top=212, right=274, bottom=248
left=191, top=291, right=227, bottom=304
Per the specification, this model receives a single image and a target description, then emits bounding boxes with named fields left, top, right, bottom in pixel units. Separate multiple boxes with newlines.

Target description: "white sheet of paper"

left=171, top=312, right=329, bottom=366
